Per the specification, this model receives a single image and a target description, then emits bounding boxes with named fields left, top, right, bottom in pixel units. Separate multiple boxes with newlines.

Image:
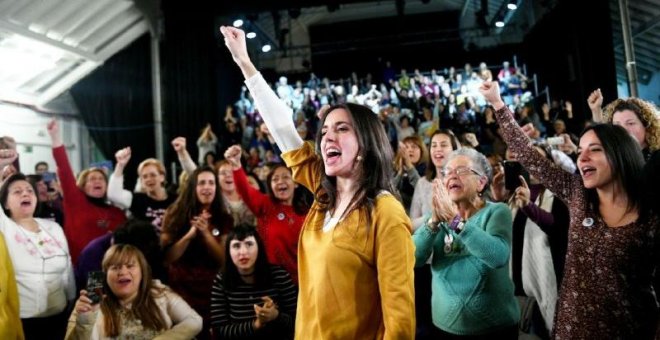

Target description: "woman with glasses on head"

left=486, top=82, right=658, bottom=338
left=221, top=26, right=415, bottom=339
left=0, top=172, right=75, bottom=340
left=413, top=148, right=519, bottom=338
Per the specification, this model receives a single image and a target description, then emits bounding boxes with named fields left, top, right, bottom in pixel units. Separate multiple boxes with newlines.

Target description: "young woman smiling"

left=483, top=81, right=658, bottom=338
left=225, top=145, right=308, bottom=284
left=161, top=166, right=233, bottom=339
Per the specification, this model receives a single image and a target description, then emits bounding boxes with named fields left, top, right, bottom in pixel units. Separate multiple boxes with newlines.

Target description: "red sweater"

left=233, top=168, right=305, bottom=283
left=53, top=146, right=126, bottom=264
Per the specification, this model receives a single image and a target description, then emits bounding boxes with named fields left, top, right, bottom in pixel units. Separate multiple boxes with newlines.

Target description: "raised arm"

left=220, top=26, right=303, bottom=152
left=0, top=148, right=17, bottom=188
left=587, top=88, right=604, bottom=123
left=48, top=119, right=84, bottom=204
left=479, top=82, right=580, bottom=203
left=107, top=147, right=133, bottom=209
left=224, top=145, right=269, bottom=215
left=171, top=137, right=197, bottom=174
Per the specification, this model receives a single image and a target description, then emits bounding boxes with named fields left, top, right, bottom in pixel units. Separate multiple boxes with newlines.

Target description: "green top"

left=413, top=201, right=520, bottom=335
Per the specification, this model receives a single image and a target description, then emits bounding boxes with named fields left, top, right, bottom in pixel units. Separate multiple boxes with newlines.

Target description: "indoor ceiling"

left=0, top=0, right=150, bottom=108
left=610, top=0, right=660, bottom=87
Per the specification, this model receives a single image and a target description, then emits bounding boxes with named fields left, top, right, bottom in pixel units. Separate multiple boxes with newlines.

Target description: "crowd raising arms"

left=481, top=80, right=659, bottom=338
left=221, top=25, right=416, bottom=339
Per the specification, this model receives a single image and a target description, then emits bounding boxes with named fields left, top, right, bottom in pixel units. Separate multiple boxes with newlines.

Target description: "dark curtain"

left=522, top=0, right=617, bottom=122
left=160, top=11, right=224, bottom=169
left=70, top=34, right=154, bottom=189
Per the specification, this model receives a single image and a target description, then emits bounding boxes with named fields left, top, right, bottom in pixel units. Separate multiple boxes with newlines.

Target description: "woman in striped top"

left=210, top=224, right=297, bottom=339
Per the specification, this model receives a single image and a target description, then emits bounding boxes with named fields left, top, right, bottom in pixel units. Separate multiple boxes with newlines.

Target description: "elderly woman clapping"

left=412, top=148, right=519, bottom=338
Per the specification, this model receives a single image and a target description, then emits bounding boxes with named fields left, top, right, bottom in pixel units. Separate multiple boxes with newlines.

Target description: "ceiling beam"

left=0, top=19, right=95, bottom=60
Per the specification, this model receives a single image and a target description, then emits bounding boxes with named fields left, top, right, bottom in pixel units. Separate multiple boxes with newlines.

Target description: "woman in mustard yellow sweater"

left=0, top=231, right=24, bottom=340
left=221, top=26, right=416, bottom=339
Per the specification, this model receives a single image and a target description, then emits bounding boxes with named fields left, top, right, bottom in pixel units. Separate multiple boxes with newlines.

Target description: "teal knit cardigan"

left=413, top=201, right=520, bottom=335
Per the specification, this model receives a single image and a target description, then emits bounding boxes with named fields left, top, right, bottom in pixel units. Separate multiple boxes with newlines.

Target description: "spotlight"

left=262, top=44, right=272, bottom=52
left=246, top=32, right=256, bottom=39
left=507, top=3, right=517, bottom=10
left=233, top=19, right=244, bottom=27
left=495, top=21, right=505, bottom=27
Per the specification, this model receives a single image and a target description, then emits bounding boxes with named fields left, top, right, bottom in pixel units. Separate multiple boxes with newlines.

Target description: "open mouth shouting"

left=324, top=147, right=342, bottom=166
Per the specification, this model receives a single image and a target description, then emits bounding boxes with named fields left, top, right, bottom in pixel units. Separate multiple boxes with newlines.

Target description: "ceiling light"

left=495, top=21, right=505, bottom=27
left=233, top=19, right=244, bottom=28
left=507, top=3, right=517, bottom=10
left=261, top=44, right=271, bottom=52
left=246, top=32, right=256, bottom=39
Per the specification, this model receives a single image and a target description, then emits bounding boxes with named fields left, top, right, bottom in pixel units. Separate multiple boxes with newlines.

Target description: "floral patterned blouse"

left=494, top=106, right=659, bottom=339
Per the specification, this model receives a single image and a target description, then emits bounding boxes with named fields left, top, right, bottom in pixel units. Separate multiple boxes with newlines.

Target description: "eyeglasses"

left=440, top=166, right=483, bottom=178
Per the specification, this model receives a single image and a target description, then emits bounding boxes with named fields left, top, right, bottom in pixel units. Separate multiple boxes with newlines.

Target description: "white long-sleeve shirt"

left=107, top=174, right=132, bottom=210
left=0, top=204, right=75, bottom=318
left=244, top=73, right=303, bottom=152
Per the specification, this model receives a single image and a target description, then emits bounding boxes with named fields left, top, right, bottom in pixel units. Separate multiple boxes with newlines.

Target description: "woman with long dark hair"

left=221, top=26, right=415, bottom=339
left=161, top=166, right=233, bottom=339
left=210, top=225, right=297, bottom=339
left=482, top=81, right=658, bottom=338
left=225, top=145, right=309, bottom=283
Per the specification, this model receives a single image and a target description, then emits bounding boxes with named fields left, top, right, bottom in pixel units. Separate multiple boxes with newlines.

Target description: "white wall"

left=0, top=103, right=85, bottom=175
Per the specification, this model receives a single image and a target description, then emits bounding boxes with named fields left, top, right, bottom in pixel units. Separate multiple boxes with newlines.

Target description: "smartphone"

left=86, top=271, right=105, bottom=304
left=546, top=136, right=564, bottom=146
left=503, top=160, right=530, bottom=191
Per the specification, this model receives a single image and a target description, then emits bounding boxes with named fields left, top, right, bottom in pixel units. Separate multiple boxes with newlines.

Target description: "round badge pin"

left=582, top=217, right=594, bottom=228
left=277, top=213, right=285, bottom=221
left=211, top=228, right=220, bottom=236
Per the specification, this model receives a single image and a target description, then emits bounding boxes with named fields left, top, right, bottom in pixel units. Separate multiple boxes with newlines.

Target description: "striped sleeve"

left=270, top=266, right=298, bottom=332
left=209, top=273, right=257, bottom=339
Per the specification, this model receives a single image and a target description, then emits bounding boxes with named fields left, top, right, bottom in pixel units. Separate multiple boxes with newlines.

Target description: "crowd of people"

left=0, top=24, right=658, bottom=340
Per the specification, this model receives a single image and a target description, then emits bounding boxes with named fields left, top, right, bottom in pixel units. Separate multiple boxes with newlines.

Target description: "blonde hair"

left=137, top=158, right=166, bottom=176
left=100, top=244, right=166, bottom=337
left=176, top=171, right=189, bottom=196
left=76, top=168, right=108, bottom=191
left=603, top=97, right=660, bottom=152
